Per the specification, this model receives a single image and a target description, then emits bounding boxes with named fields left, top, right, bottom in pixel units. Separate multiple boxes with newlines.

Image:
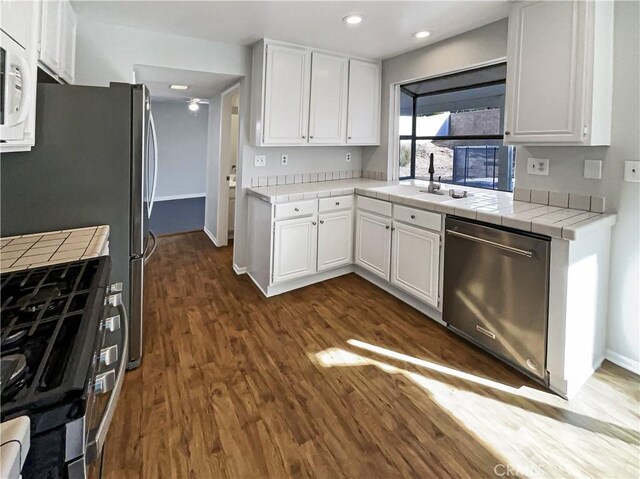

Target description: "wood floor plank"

left=103, top=232, right=640, bottom=479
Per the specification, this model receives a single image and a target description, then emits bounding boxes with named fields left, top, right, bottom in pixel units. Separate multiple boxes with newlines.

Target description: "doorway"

left=215, top=84, right=241, bottom=246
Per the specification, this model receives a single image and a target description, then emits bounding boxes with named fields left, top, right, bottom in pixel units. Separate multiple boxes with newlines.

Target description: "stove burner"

left=16, top=286, right=62, bottom=313
left=1, top=354, right=27, bottom=389
left=2, top=329, right=26, bottom=346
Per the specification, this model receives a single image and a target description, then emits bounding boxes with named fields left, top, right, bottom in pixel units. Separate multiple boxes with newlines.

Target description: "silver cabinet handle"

left=100, top=345, right=119, bottom=368
left=104, top=314, right=121, bottom=332
left=310, top=136, right=314, bottom=139
left=348, top=136, right=352, bottom=140
left=312, top=221, right=317, bottom=225
left=504, top=131, right=511, bottom=135
left=319, top=220, right=324, bottom=224
left=294, top=207, right=299, bottom=212
left=446, top=229, right=533, bottom=257
left=302, top=135, right=306, bottom=139
left=94, top=370, right=116, bottom=395
left=385, top=225, right=390, bottom=230
left=335, top=202, right=340, bottom=206
left=410, top=214, right=416, bottom=219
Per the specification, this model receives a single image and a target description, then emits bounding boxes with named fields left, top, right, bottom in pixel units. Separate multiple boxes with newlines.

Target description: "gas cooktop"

left=0, top=257, right=111, bottom=430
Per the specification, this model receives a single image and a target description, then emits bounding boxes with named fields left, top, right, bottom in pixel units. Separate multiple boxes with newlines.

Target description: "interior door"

left=308, top=52, right=348, bottom=144
left=355, top=210, right=391, bottom=280
left=391, top=222, right=440, bottom=307
left=262, top=44, right=311, bottom=145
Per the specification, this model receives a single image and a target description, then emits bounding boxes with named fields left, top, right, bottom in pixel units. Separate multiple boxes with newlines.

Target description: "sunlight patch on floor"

left=311, top=344, right=640, bottom=479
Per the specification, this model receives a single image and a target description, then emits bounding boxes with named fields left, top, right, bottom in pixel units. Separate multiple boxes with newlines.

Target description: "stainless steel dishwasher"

left=443, top=217, right=551, bottom=382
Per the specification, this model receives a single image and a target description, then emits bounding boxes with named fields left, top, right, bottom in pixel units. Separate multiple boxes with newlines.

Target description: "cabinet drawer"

left=393, top=205, right=441, bottom=231
left=356, top=195, right=391, bottom=217
left=274, top=199, right=317, bottom=219
left=319, top=195, right=353, bottom=213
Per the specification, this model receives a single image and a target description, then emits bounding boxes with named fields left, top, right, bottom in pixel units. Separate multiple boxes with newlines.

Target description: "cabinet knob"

left=348, top=136, right=352, bottom=140
left=391, top=227, right=395, bottom=231
left=302, top=135, right=306, bottom=139
left=319, top=220, right=324, bottom=224
left=504, top=131, right=511, bottom=136
left=294, top=207, right=299, bottom=212
left=335, top=202, right=340, bottom=206
left=312, top=221, right=317, bottom=225
left=385, top=225, right=390, bottom=230
left=410, top=215, right=415, bottom=219
left=310, top=135, right=314, bottom=139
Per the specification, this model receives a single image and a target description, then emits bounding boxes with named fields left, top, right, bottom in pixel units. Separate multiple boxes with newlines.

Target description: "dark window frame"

left=398, top=66, right=514, bottom=191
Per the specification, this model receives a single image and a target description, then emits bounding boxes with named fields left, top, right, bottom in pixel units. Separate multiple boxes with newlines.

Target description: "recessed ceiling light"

left=342, top=14, right=363, bottom=25
left=170, top=84, right=189, bottom=90
left=414, top=31, right=431, bottom=39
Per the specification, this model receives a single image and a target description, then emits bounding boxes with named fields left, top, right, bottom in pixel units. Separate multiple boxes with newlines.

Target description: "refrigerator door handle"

left=144, top=230, right=157, bottom=264
left=148, top=112, right=159, bottom=218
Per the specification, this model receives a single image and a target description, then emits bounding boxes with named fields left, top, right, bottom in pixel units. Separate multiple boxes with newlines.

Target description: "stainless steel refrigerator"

left=0, top=82, right=158, bottom=369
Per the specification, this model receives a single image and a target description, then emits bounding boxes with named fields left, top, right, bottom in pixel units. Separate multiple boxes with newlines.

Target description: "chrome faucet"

left=427, top=153, right=443, bottom=194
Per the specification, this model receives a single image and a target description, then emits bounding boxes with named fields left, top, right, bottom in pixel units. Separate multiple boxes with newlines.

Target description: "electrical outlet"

left=281, top=154, right=289, bottom=166
left=527, top=158, right=549, bottom=176
left=254, top=155, right=266, bottom=167
left=624, top=161, right=640, bottom=182
left=346, top=152, right=352, bottom=162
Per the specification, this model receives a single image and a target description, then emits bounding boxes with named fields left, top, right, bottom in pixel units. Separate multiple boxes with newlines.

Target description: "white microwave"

left=1, top=29, right=32, bottom=142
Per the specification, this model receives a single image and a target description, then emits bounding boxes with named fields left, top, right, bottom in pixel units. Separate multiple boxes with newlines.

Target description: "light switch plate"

left=527, top=158, right=549, bottom=176
left=624, top=161, right=640, bottom=182
left=584, top=160, right=602, bottom=179
left=254, top=155, right=266, bottom=167
left=281, top=154, right=289, bottom=166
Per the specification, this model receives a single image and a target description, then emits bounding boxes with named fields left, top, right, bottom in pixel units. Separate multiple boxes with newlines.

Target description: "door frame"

left=215, top=82, right=241, bottom=246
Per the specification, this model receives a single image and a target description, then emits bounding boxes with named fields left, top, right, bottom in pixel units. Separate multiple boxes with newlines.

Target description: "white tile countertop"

left=0, top=225, right=109, bottom=273
left=247, top=179, right=616, bottom=241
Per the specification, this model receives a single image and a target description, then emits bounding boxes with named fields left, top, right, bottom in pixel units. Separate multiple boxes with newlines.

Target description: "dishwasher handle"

left=446, top=229, right=534, bottom=258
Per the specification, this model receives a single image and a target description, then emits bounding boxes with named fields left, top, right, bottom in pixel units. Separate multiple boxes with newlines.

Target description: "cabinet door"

left=272, top=216, right=317, bottom=283
left=355, top=211, right=391, bottom=280
left=40, top=0, right=63, bottom=72
left=347, top=60, right=380, bottom=145
left=504, top=1, right=586, bottom=144
left=60, top=3, right=77, bottom=84
left=263, top=44, right=311, bottom=145
left=391, top=222, right=440, bottom=308
left=0, top=0, right=37, bottom=50
left=317, top=210, right=353, bottom=271
left=308, top=52, right=348, bottom=144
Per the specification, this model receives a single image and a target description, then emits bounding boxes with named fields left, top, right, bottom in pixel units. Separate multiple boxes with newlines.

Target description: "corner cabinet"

left=251, top=39, right=381, bottom=147
left=504, top=0, right=613, bottom=146
left=39, top=0, right=77, bottom=84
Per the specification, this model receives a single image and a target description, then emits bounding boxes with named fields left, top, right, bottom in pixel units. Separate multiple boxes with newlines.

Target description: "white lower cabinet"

left=272, top=216, right=318, bottom=283
left=355, top=210, right=392, bottom=280
left=317, top=210, right=353, bottom=271
left=391, top=222, right=440, bottom=308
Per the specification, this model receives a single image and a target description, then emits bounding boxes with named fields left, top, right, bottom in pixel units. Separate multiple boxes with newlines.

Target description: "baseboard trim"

left=233, top=264, right=247, bottom=275
left=605, top=349, right=640, bottom=375
left=203, top=227, right=221, bottom=247
left=155, top=193, right=206, bottom=202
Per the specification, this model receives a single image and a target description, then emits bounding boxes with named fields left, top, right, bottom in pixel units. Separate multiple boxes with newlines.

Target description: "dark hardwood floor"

left=104, top=232, right=640, bottom=479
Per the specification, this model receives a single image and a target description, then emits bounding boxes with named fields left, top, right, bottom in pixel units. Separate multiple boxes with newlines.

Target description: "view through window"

left=399, top=64, right=515, bottom=192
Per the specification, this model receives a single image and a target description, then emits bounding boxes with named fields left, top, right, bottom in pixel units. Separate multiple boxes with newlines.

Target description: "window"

left=398, top=64, right=515, bottom=192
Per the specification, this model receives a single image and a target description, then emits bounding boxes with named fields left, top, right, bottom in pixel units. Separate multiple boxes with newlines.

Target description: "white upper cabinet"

left=39, top=0, right=77, bottom=84
left=308, top=52, right=349, bottom=144
left=251, top=39, right=381, bottom=147
left=504, top=0, right=613, bottom=146
left=1, top=0, right=38, bottom=50
left=262, top=44, right=311, bottom=145
left=347, top=60, right=381, bottom=145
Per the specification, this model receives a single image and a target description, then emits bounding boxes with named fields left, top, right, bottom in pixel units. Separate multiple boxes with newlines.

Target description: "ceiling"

left=134, top=64, right=241, bottom=101
left=71, top=1, right=511, bottom=60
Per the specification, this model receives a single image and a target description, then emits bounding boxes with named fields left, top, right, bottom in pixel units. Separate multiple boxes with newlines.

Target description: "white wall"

left=74, top=17, right=250, bottom=86
left=363, top=19, right=509, bottom=175
left=152, top=101, right=209, bottom=199
left=514, top=1, right=640, bottom=372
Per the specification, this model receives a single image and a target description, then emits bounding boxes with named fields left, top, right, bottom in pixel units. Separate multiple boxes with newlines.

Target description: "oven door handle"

left=87, top=297, right=129, bottom=463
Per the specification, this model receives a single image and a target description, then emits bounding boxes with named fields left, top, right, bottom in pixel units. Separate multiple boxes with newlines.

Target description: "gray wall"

left=514, top=1, right=640, bottom=370
left=152, top=101, right=209, bottom=199
left=363, top=19, right=509, bottom=176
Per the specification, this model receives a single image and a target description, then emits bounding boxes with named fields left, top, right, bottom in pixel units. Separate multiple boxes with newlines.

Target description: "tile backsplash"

left=250, top=169, right=363, bottom=187
left=513, top=187, right=606, bottom=213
